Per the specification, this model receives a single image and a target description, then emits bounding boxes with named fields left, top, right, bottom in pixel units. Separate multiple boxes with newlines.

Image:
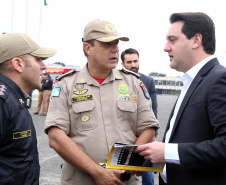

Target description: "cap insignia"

left=105, top=24, right=116, bottom=32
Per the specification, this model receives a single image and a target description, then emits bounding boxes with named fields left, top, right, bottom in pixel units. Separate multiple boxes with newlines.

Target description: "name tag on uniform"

left=71, top=95, right=93, bottom=102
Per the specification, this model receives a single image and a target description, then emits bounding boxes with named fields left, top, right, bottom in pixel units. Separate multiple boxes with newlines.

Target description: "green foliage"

left=53, top=62, right=65, bottom=67
left=149, top=72, right=166, bottom=77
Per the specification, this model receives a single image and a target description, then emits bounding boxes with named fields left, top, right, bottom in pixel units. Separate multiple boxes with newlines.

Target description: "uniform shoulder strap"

left=0, top=83, right=9, bottom=101
left=120, top=68, right=140, bottom=79
left=56, top=69, right=77, bottom=81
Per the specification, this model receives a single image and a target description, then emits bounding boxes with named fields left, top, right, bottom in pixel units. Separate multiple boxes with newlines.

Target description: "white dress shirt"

left=160, top=55, right=216, bottom=183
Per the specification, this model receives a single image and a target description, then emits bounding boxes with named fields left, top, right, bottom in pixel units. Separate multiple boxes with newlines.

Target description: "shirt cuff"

left=165, top=143, right=180, bottom=164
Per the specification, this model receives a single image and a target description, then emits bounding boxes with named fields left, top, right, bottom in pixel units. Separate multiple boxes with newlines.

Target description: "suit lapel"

left=169, top=76, right=202, bottom=141
left=167, top=58, right=219, bottom=142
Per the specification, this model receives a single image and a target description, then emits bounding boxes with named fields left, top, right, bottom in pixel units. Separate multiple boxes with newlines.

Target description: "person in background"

left=27, top=90, right=33, bottom=108
left=34, top=77, right=44, bottom=115
left=121, top=48, right=158, bottom=185
left=44, top=19, right=159, bottom=185
left=136, top=12, right=226, bottom=185
left=121, top=48, right=158, bottom=119
left=41, top=72, right=53, bottom=115
left=53, top=75, right=59, bottom=85
left=34, top=72, right=53, bottom=116
left=0, top=32, right=56, bottom=184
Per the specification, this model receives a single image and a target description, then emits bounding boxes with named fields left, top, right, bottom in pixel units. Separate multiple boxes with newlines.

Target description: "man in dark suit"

left=121, top=48, right=158, bottom=185
left=135, top=12, right=226, bottom=185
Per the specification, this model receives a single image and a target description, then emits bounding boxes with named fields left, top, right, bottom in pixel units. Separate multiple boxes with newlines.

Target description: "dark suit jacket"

left=160, top=58, right=226, bottom=185
left=140, top=73, right=158, bottom=118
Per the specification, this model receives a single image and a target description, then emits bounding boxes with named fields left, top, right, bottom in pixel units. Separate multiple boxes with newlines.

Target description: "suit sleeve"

left=149, top=77, right=158, bottom=118
left=178, top=71, right=226, bottom=169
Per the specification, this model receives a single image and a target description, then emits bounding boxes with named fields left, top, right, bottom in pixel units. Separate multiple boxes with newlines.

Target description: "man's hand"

left=135, top=142, right=165, bottom=164
left=93, top=168, right=125, bottom=185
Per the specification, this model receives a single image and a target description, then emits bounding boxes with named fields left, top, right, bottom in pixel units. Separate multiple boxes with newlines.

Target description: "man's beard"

left=130, top=67, right=139, bottom=73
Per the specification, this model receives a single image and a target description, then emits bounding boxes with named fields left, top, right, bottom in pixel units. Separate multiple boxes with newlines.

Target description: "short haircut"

left=0, top=54, right=30, bottom=74
left=83, top=39, right=95, bottom=57
left=121, top=48, right=139, bottom=62
left=170, top=12, right=215, bottom=54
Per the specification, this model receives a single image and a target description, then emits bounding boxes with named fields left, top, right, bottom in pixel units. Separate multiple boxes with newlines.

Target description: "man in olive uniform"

left=45, top=19, right=159, bottom=185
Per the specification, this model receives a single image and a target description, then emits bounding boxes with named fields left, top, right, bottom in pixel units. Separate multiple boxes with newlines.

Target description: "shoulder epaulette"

left=0, top=83, right=9, bottom=101
left=56, top=69, right=77, bottom=81
left=120, top=68, right=140, bottom=79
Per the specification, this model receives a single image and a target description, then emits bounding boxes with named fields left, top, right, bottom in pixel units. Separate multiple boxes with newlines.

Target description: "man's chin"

left=37, top=85, right=42, bottom=90
left=131, top=69, right=138, bottom=73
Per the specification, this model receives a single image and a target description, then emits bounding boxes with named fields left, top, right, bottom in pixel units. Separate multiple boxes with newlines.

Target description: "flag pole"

left=38, top=0, right=43, bottom=44
left=11, top=0, right=14, bottom=32
left=25, top=0, right=29, bottom=33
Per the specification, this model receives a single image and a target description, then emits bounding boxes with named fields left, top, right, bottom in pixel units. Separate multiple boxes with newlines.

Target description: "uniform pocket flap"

left=117, top=101, right=137, bottom=112
left=72, top=101, right=95, bottom=113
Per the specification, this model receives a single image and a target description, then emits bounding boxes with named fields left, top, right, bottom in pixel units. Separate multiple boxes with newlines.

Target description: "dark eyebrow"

left=126, top=60, right=138, bottom=63
left=167, top=35, right=176, bottom=40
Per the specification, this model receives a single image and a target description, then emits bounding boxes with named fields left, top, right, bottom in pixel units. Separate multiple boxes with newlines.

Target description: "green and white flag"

left=44, top=0, right=48, bottom=6
left=51, top=87, right=61, bottom=97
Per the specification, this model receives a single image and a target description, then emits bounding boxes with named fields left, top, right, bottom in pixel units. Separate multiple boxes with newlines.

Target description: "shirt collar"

left=181, top=55, right=216, bottom=87
left=22, top=90, right=30, bottom=99
left=77, top=65, right=123, bottom=85
left=187, top=55, right=216, bottom=80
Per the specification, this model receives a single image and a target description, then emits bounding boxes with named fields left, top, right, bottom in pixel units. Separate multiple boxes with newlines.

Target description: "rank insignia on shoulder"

left=140, top=81, right=150, bottom=99
left=57, top=70, right=77, bottom=81
left=0, top=85, right=6, bottom=95
left=0, top=84, right=9, bottom=100
left=120, top=68, right=140, bottom=79
left=51, top=87, right=61, bottom=97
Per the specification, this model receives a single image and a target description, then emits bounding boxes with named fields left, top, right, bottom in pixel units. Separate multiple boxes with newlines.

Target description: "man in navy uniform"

left=0, top=32, right=56, bottom=184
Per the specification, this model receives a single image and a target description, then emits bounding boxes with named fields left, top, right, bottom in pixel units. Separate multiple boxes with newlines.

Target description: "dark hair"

left=121, top=48, right=139, bottom=62
left=83, top=39, right=95, bottom=57
left=0, top=54, right=30, bottom=74
left=170, top=12, right=215, bottom=54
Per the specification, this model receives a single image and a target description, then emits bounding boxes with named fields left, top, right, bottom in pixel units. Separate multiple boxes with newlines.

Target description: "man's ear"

left=11, top=57, right=24, bottom=73
left=83, top=42, right=92, bottom=56
left=192, top=33, right=202, bottom=49
left=121, top=62, right=125, bottom=67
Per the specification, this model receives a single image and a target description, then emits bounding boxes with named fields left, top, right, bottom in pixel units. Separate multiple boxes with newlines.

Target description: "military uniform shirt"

left=0, top=73, right=40, bottom=185
left=45, top=65, right=159, bottom=185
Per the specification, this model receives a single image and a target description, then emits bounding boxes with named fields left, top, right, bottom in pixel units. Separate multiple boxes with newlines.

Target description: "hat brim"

left=97, top=36, right=129, bottom=42
left=30, top=47, right=57, bottom=58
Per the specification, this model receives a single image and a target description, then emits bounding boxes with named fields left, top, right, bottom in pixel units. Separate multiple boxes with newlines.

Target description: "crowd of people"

left=1, top=12, right=226, bottom=185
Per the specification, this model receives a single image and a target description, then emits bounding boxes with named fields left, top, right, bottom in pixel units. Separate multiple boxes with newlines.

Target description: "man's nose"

left=111, top=44, right=119, bottom=53
left=131, top=62, right=136, bottom=67
left=164, top=42, right=171, bottom=52
left=41, top=61, right=47, bottom=71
